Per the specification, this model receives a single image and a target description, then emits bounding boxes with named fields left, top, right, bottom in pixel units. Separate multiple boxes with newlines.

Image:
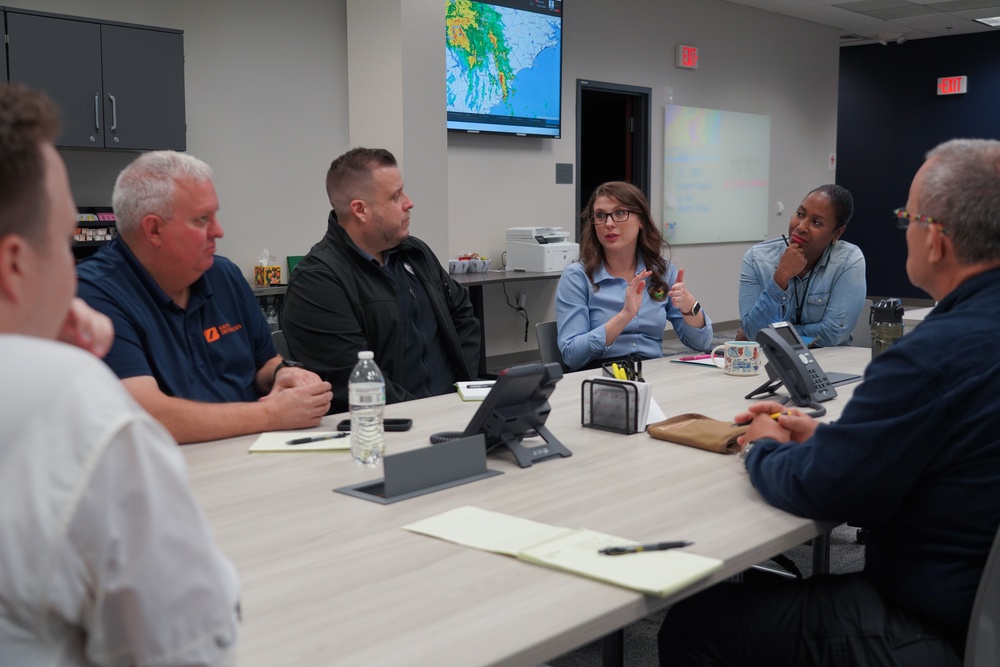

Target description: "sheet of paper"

left=643, top=397, right=666, bottom=429
left=403, top=505, right=569, bottom=556
left=519, top=528, right=724, bottom=597
left=248, top=431, right=350, bottom=453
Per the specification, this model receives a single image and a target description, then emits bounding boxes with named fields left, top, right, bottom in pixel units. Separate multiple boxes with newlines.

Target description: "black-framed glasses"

left=592, top=209, right=634, bottom=225
left=893, top=208, right=948, bottom=234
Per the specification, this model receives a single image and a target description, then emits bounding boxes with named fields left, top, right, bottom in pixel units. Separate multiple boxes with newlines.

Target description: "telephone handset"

left=746, top=321, right=837, bottom=408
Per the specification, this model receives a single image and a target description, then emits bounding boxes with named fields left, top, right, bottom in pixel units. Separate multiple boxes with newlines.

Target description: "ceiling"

left=719, top=0, right=1000, bottom=45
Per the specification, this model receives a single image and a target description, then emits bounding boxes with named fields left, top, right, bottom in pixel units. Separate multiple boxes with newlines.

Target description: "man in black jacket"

left=282, top=147, right=480, bottom=414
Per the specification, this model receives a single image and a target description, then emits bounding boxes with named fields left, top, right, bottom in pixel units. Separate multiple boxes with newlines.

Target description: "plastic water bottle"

left=870, top=297, right=904, bottom=358
left=349, top=351, right=385, bottom=465
left=264, top=303, right=279, bottom=332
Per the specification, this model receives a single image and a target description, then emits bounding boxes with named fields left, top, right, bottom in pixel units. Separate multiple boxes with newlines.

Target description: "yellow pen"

left=611, top=363, right=625, bottom=380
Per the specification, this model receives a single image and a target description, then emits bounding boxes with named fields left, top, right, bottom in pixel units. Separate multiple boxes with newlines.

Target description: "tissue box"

left=254, top=265, right=282, bottom=286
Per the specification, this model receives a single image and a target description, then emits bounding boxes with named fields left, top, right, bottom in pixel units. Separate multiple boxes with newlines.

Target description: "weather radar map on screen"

left=446, top=0, right=562, bottom=138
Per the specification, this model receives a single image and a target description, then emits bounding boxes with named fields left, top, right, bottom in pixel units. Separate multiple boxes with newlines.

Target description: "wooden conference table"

left=183, top=347, right=871, bottom=667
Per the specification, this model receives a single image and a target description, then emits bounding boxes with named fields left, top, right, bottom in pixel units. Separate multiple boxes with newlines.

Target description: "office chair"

left=535, top=321, right=569, bottom=373
left=849, top=299, right=874, bottom=348
left=272, top=329, right=290, bottom=359
left=965, top=523, right=1000, bottom=666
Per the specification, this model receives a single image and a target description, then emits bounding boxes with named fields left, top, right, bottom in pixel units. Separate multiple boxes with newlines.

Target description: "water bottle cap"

left=358, top=351, right=374, bottom=360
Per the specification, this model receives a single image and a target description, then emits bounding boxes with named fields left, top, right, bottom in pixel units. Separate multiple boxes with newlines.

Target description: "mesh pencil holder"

left=581, top=378, right=640, bottom=435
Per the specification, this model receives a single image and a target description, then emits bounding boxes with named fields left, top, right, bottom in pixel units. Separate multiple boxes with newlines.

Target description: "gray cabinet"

left=6, top=10, right=185, bottom=151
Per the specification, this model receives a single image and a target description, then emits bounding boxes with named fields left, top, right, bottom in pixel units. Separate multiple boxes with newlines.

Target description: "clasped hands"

left=734, top=400, right=820, bottom=448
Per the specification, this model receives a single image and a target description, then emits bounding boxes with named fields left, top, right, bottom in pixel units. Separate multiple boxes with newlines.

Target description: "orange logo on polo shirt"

left=203, top=322, right=243, bottom=343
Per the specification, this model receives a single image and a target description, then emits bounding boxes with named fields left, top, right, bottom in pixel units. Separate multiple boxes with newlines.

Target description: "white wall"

left=18, top=0, right=840, bottom=360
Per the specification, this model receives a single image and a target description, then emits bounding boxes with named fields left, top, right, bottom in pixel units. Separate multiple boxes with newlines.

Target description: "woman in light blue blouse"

left=556, top=181, right=713, bottom=371
left=739, top=184, right=866, bottom=347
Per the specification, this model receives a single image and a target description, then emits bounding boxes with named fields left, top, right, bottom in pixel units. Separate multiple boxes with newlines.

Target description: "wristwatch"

left=273, top=358, right=305, bottom=381
left=739, top=439, right=760, bottom=468
left=682, top=301, right=701, bottom=317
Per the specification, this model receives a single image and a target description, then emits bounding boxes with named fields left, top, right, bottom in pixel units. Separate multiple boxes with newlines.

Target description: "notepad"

left=456, top=381, right=496, bottom=401
left=248, top=431, right=350, bottom=453
left=403, top=506, right=722, bottom=597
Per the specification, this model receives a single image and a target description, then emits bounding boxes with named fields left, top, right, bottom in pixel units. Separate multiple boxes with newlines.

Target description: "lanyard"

left=792, top=269, right=814, bottom=325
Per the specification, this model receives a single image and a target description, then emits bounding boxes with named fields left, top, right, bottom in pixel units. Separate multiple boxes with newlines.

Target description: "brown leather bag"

left=646, top=413, right=748, bottom=454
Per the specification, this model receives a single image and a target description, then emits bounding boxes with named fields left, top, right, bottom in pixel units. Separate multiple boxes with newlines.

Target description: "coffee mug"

left=711, top=341, right=762, bottom=376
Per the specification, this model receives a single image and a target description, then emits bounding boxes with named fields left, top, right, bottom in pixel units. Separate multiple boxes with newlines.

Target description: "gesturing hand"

left=668, top=268, right=696, bottom=314
left=623, top=269, right=652, bottom=319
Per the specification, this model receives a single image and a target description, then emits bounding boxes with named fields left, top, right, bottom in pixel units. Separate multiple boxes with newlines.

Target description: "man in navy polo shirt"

left=77, top=151, right=332, bottom=444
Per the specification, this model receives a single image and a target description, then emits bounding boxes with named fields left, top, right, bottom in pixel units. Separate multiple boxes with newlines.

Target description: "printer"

left=505, top=227, right=579, bottom=273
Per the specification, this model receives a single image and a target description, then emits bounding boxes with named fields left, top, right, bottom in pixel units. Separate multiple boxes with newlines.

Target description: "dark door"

left=576, top=80, right=651, bottom=238
left=102, top=25, right=186, bottom=150
left=7, top=12, right=104, bottom=148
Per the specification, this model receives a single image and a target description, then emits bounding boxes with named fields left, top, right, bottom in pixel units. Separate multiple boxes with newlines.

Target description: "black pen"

left=599, top=540, right=693, bottom=556
left=286, top=433, right=350, bottom=445
left=781, top=233, right=790, bottom=246
left=465, top=383, right=495, bottom=389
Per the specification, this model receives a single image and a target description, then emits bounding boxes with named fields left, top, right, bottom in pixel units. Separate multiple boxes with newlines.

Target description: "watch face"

left=692, top=302, right=701, bottom=316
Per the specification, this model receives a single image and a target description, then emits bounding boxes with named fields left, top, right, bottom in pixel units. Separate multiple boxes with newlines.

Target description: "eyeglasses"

left=592, top=209, right=634, bottom=225
left=893, top=208, right=948, bottom=234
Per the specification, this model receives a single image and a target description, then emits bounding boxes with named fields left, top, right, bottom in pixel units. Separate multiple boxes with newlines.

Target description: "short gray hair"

left=921, top=139, right=1000, bottom=265
left=113, top=151, right=214, bottom=234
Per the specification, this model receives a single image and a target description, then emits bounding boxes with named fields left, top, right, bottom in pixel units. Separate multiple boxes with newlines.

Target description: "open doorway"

left=575, top=79, right=651, bottom=238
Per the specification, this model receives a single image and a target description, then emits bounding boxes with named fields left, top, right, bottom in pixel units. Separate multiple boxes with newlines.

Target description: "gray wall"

left=16, top=0, right=841, bottom=359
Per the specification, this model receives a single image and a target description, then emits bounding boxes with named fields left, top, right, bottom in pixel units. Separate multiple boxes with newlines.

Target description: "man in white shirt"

left=0, top=83, right=241, bottom=666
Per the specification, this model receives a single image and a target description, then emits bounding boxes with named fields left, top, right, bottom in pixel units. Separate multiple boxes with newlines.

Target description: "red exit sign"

left=676, top=44, right=699, bottom=70
left=937, top=75, right=967, bottom=95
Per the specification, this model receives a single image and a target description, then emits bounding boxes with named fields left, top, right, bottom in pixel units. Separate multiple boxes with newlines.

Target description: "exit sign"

left=937, top=75, right=967, bottom=95
left=676, top=44, right=699, bottom=70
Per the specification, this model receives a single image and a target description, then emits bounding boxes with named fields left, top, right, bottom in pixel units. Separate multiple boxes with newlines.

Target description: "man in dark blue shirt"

left=659, top=139, right=1000, bottom=666
left=77, top=151, right=332, bottom=443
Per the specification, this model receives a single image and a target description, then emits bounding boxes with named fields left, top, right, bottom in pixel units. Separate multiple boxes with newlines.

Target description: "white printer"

left=505, top=226, right=579, bottom=273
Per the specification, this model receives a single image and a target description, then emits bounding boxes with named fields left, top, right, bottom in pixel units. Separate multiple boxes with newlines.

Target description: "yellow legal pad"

left=403, top=506, right=723, bottom=597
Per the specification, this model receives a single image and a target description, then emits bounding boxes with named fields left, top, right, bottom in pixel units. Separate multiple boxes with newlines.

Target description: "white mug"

left=711, top=341, right=762, bottom=376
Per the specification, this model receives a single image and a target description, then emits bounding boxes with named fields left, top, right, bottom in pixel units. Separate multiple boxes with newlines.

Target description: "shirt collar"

left=593, top=254, right=648, bottom=282
left=112, top=236, right=212, bottom=308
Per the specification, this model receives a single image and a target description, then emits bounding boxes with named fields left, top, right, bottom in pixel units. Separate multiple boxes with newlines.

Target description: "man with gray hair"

left=658, top=139, right=1000, bottom=666
left=77, top=151, right=332, bottom=443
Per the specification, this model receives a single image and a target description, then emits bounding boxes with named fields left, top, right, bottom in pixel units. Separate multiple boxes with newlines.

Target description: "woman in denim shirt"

left=556, top=181, right=713, bottom=371
left=739, top=184, right=866, bottom=347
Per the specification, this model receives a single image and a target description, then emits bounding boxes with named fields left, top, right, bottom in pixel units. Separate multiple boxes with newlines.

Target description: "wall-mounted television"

left=446, top=0, right=562, bottom=138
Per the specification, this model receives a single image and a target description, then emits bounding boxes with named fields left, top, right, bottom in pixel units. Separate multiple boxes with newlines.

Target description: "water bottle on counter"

left=870, top=297, right=904, bottom=357
left=264, top=303, right=279, bottom=332
left=349, top=351, right=385, bottom=465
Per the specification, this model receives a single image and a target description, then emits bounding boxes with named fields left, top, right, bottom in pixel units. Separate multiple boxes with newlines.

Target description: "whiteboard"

left=662, top=105, right=770, bottom=245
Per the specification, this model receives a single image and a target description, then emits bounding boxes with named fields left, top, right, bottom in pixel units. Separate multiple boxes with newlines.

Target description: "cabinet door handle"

left=108, top=94, right=118, bottom=131
left=94, top=94, right=101, bottom=131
